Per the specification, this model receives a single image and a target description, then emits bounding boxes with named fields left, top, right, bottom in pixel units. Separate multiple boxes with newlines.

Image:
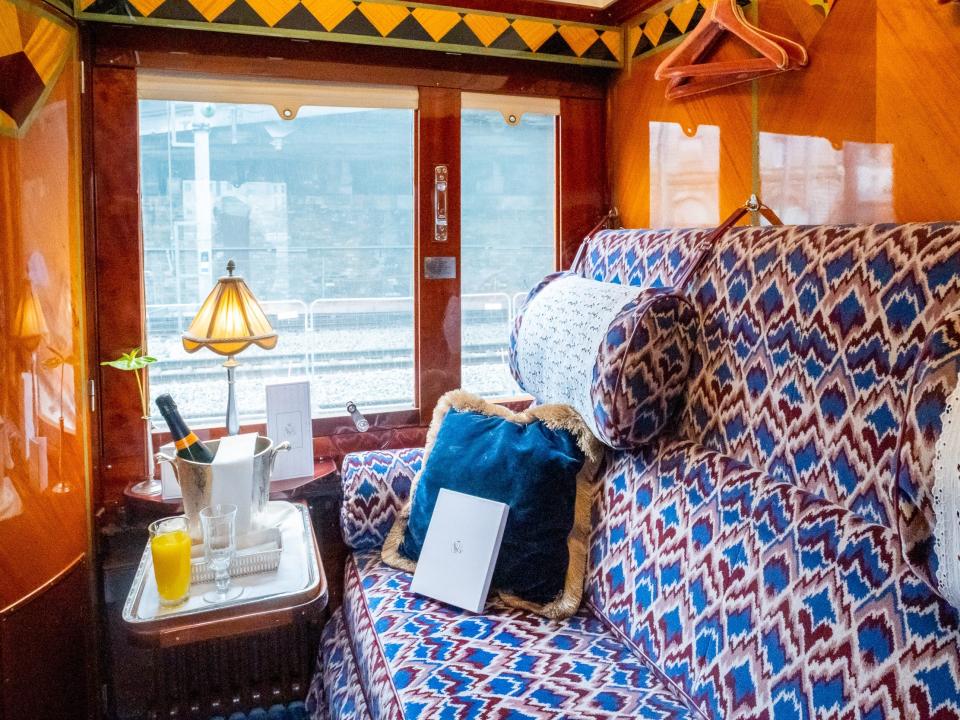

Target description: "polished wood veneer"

left=1, top=560, right=90, bottom=719
left=609, top=0, right=960, bottom=227
left=0, top=1, right=94, bottom=716
left=0, top=45, right=90, bottom=617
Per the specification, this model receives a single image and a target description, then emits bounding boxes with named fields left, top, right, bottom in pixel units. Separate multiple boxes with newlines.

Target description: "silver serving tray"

left=122, top=501, right=319, bottom=628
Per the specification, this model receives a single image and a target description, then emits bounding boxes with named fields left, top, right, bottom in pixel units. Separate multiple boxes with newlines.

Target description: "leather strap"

left=571, top=208, right=620, bottom=272
left=676, top=196, right=782, bottom=288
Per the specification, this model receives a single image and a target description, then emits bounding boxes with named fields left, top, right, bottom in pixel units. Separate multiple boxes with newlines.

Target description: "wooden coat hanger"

left=655, top=0, right=808, bottom=100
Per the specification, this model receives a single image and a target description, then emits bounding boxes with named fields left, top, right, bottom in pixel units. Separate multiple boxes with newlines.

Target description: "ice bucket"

left=157, top=436, right=290, bottom=538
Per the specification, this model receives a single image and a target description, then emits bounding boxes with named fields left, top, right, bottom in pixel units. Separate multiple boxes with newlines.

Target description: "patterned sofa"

left=308, top=223, right=960, bottom=719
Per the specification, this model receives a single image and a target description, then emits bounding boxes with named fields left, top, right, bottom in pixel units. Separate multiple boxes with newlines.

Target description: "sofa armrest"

left=340, top=448, right=423, bottom=550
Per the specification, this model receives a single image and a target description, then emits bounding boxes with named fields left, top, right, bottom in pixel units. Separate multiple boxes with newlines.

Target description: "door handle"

left=434, top=164, right=448, bottom=242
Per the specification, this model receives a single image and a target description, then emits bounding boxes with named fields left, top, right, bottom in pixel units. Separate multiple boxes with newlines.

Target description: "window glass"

left=139, top=100, right=415, bottom=426
left=460, top=109, right=556, bottom=398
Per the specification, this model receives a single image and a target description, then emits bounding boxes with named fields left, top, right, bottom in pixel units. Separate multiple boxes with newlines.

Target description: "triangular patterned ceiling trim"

left=76, top=0, right=623, bottom=67
left=0, top=0, right=73, bottom=138
left=628, top=0, right=834, bottom=61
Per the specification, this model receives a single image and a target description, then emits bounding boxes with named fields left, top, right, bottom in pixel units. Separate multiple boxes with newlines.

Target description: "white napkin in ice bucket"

left=211, top=432, right=258, bottom=535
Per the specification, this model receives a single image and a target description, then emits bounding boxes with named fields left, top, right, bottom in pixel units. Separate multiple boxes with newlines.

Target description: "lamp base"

left=130, top=478, right=162, bottom=496
left=225, top=357, right=239, bottom=436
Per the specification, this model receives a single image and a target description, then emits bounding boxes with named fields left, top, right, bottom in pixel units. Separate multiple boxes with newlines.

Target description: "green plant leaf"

left=100, top=348, right=159, bottom=371
left=100, top=358, right=136, bottom=371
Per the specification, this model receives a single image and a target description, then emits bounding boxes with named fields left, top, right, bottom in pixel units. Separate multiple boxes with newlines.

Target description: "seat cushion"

left=341, top=550, right=698, bottom=720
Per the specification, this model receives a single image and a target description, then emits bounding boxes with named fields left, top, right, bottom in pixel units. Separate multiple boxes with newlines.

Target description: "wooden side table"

left=122, top=458, right=339, bottom=512
left=119, top=502, right=327, bottom=719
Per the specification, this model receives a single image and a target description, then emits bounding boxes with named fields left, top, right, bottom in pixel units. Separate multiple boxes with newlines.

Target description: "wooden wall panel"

left=0, top=1, right=93, bottom=715
left=0, top=8, right=89, bottom=614
left=757, top=0, right=876, bottom=144
left=608, top=42, right=753, bottom=228
left=756, top=0, right=883, bottom=224
left=609, top=0, right=960, bottom=228
left=90, top=65, right=151, bottom=499
left=877, top=3, right=960, bottom=222
left=559, top=97, right=607, bottom=268
left=0, top=560, right=89, bottom=720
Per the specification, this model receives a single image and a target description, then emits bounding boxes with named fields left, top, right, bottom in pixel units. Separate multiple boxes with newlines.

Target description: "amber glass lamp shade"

left=13, top=282, right=48, bottom=352
left=182, top=260, right=277, bottom=435
left=182, top=262, right=277, bottom=357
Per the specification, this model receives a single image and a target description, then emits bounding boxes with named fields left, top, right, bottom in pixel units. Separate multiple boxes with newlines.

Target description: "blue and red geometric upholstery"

left=307, top=611, right=369, bottom=720
left=328, top=550, right=698, bottom=719
left=578, top=223, right=960, bottom=596
left=587, top=441, right=960, bottom=718
left=313, top=222, right=960, bottom=719
left=340, top=449, right=422, bottom=551
left=572, top=227, right=707, bottom=289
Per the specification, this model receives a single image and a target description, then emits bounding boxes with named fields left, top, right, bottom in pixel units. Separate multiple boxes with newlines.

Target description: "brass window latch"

left=434, top=164, right=448, bottom=242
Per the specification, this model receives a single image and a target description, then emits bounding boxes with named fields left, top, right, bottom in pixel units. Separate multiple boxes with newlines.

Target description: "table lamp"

left=14, top=281, right=48, bottom=352
left=182, top=259, right=277, bottom=435
left=14, top=281, right=49, bottom=491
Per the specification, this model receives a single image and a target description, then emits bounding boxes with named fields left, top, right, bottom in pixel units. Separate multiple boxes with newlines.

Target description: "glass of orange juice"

left=149, top=516, right=192, bottom=607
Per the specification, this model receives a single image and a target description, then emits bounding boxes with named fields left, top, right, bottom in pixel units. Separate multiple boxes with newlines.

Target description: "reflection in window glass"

left=461, top=109, right=556, bottom=398
left=759, top=133, right=893, bottom=224
left=139, top=100, right=414, bottom=426
left=650, top=121, right=720, bottom=227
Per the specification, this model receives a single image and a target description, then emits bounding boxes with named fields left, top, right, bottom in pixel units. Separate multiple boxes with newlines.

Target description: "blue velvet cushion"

left=398, top=408, right=583, bottom=603
left=382, top=390, right=600, bottom=618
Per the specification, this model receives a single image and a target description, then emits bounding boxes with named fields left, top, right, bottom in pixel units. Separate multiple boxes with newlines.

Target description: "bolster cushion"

left=509, top=272, right=699, bottom=449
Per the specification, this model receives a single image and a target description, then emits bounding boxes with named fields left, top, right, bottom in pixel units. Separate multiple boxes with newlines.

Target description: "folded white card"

left=211, top=432, right=258, bottom=535
left=410, top=489, right=508, bottom=614
left=266, top=380, right=313, bottom=481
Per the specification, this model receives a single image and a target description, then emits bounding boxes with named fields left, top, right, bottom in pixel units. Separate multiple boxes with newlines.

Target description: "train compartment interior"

left=3, top=0, right=960, bottom=718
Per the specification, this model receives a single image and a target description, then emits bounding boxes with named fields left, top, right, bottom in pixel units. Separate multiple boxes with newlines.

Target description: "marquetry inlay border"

left=0, top=0, right=74, bottom=137
left=627, top=0, right=834, bottom=60
left=76, top=0, right=624, bottom=67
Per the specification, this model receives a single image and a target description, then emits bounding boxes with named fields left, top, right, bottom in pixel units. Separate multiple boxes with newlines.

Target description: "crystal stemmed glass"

left=199, top=504, right=243, bottom=603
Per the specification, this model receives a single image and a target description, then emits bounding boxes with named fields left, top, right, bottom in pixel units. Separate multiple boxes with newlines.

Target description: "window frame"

left=86, top=30, right=607, bottom=509
left=136, top=79, right=421, bottom=425
left=458, top=95, right=561, bottom=402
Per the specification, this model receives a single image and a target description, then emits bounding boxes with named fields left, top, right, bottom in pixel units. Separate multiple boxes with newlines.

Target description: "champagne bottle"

left=156, top=394, right=215, bottom=463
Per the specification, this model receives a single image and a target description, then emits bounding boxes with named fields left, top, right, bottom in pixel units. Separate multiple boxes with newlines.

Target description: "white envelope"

left=410, top=489, right=508, bottom=614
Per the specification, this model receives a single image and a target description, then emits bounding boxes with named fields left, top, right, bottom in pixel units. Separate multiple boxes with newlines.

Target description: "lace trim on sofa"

left=933, top=381, right=960, bottom=608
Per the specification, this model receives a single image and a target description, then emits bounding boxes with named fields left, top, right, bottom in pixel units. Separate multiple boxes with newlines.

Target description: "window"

left=138, top=75, right=416, bottom=426
left=460, top=95, right=558, bottom=398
